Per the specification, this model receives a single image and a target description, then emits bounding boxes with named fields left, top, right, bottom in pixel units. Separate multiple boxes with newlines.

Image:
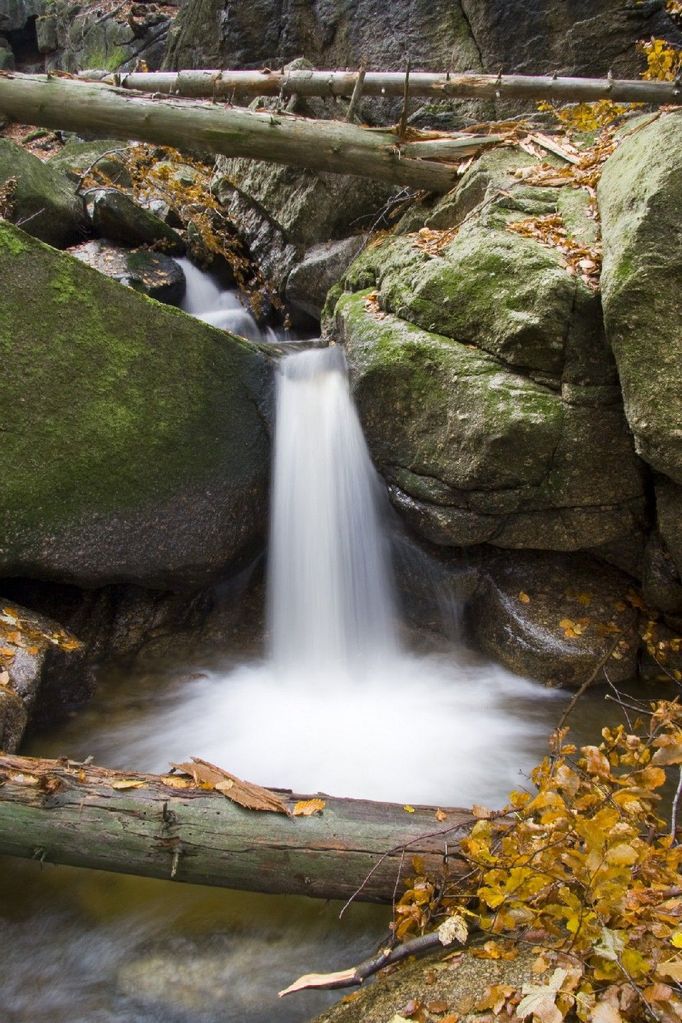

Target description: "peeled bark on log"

left=0, top=73, right=489, bottom=193
left=0, top=753, right=474, bottom=902
left=81, top=68, right=682, bottom=107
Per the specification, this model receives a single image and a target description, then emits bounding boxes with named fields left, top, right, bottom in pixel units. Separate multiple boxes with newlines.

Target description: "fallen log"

left=81, top=67, right=682, bottom=107
left=0, top=73, right=495, bottom=193
left=0, top=753, right=475, bottom=902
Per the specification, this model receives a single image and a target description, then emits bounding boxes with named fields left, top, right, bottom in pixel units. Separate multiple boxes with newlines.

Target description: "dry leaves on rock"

left=507, top=213, right=601, bottom=289
left=171, top=757, right=289, bottom=814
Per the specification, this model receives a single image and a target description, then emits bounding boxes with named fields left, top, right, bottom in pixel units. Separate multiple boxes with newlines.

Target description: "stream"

left=0, top=265, right=649, bottom=1023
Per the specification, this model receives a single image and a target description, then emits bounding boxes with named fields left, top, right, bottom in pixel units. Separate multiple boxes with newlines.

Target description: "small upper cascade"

left=177, top=257, right=280, bottom=342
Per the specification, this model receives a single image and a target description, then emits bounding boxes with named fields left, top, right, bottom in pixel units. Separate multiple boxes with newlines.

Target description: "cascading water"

left=70, top=341, right=562, bottom=806
left=268, top=347, right=398, bottom=670
left=177, top=257, right=281, bottom=343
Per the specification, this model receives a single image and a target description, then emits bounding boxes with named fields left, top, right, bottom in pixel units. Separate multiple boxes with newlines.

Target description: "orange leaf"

left=171, top=758, right=289, bottom=814
left=293, top=798, right=326, bottom=817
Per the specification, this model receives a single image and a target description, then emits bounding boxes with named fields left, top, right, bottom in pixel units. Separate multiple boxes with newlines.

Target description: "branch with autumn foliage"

left=280, top=700, right=682, bottom=1023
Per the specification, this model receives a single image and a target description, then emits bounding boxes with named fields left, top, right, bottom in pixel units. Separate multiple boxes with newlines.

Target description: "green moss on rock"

left=334, top=290, right=644, bottom=552
left=0, top=220, right=272, bottom=589
left=599, top=112, right=682, bottom=484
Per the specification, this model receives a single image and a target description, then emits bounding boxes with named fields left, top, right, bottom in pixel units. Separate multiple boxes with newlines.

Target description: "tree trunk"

left=0, top=753, right=474, bottom=902
left=0, top=73, right=486, bottom=193
left=82, top=68, right=682, bottom=107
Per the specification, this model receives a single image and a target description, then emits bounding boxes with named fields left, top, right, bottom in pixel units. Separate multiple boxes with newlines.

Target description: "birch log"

left=0, top=73, right=488, bottom=192
left=82, top=68, right=682, bottom=106
left=0, top=753, right=474, bottom=902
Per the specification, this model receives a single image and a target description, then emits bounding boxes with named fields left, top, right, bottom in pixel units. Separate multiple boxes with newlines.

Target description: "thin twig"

left=556, top=637, right=622, bottom=731
left=398, top=59, right=411, bottom=140
left=338, top=813, right=490, bottom=918
left=346, top=64, right=366, bottom=123
left=671, top=765, right=682, bottom=843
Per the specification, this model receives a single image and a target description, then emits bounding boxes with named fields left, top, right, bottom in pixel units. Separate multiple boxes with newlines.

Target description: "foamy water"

left=79, top=347, right=561, bottom=807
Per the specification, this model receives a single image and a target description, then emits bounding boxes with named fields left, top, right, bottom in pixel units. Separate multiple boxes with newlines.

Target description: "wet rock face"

left=466, top=550, right=640, bottom=689
left=164, top=0, right=680, bottom=101
left=329, top=147, right=646, bottom=558
left=68, top=240, right=186, bottom=306
left=0, top=599, right=89, bottom=751
left=0, top=219, right=272, bottom=591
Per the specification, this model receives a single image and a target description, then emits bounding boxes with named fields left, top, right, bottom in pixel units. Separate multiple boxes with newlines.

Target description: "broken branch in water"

left=279, top=919, right=467, bottom=997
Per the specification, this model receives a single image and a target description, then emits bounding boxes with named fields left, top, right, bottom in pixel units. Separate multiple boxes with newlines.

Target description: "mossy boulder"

left=599, top=112, right=682, bottom=484
left=328, top=143, right=645, bottom=557
left=0, top=220, right=271, bottom=589
left=333, top=291, right=643, bottom=552
left=0, top=139, right=87, bottom=248
left=86, top=188, right=185, bottom=253
left=49, top=139, right=133, bottom=188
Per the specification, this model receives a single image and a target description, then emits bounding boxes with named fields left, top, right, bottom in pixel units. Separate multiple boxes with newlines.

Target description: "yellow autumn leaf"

left=435, top=808, right=447, bottom=822
left=111, top=779, right=146, bottom=790
left=293, top=798, right=326, bottom=817
left=519, top=591, right=531, bottom=604
left=403, top=804, right=415, bottom=813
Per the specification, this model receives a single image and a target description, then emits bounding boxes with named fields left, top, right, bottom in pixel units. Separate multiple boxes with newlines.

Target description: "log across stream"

left=0, top=752, right=474, bottom=902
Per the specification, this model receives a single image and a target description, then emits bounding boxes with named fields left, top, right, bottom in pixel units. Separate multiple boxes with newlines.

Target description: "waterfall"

left=177, top=257, right=280, bottom=343
left=87, top=305, right=563, bottom=807
left=268, top=347, right=398, bottom=671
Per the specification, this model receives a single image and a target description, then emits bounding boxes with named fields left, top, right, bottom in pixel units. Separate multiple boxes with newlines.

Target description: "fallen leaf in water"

left=111, top=779, right=146, bottom=790
left=172, top=757, right=289, bottom=814
left=0, top=647, right=15, bottom=659
left=293, top=798, right=326, bottom=816
left=426, top=999, right=450, bottom=1014
left=519, top=591, right=531, bottom=604
left=403, top=804, right=416, bottom=813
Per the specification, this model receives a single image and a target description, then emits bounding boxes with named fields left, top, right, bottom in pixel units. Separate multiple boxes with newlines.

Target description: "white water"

left=81, top=346, right=562, bottom=807
left=269, top=347, right=398, bottom=669
left=178, top=257, right=281, bottom=343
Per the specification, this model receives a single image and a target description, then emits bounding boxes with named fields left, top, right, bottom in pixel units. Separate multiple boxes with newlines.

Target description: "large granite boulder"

left=0, top=220, right=272, bottom=590
left=328, top=147, right=645, bottom=557
left=599, top=112, right=682, bottom=486
left=0, top=138, right=87, bottom=248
